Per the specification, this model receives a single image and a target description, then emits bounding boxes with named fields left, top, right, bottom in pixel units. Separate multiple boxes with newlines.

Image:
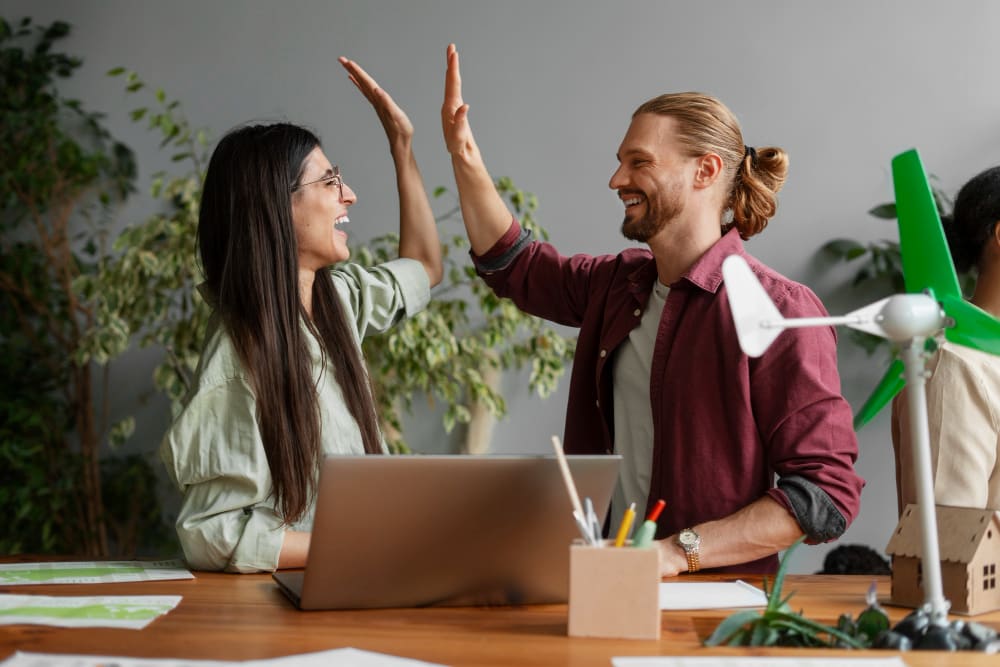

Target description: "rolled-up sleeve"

left=751, top=284, right=864, bottom=542
left=331, top=258, right=430, bottom=340
left=160, top=379, right=284, bottom=573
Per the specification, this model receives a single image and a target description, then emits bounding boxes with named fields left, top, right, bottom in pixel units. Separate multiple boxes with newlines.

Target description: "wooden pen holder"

left=567, top=541, right=661, bottom=640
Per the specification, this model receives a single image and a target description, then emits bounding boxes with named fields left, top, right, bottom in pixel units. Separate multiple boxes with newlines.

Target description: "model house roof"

left=885, top=504, right=1000, bottom=563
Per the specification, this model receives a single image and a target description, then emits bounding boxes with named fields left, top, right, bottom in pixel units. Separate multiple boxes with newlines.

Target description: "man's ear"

left=692, top=153, right=724, bottom=190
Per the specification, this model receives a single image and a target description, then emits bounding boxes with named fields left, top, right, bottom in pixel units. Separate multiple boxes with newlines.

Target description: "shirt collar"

left=680, top=227, right=745, bottom=294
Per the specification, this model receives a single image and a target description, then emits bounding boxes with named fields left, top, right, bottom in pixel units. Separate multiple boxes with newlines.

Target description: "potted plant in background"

left=819, top=177, right=975, bottom=356
left=0, top=16, right=168, bottom=557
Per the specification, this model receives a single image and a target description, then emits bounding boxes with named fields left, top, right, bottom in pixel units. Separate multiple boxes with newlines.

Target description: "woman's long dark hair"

left=198, top=123, right=381, bottom=525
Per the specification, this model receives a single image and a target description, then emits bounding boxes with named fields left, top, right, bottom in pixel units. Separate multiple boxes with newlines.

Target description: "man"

left=441, top=44, right=863, bottom=575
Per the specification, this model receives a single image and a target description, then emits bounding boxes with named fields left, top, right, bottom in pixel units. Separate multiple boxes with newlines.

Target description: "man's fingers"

left=444, top=43, right=463, bottom=107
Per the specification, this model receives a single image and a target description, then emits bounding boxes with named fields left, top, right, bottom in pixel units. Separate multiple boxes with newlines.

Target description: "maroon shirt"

left=474, top=223, right=864, bottom=573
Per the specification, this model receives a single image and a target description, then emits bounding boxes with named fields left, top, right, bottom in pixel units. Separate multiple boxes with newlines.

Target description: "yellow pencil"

left=613, top=502, right=636, bottom=547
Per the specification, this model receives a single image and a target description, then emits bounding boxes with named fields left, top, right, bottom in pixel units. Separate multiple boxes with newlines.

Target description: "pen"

left=614, top=502, right=636, bottom=547
left=573, top=510, right=596, bottom=546
left=631, top=499, right=666, bottom=548
left=584, top=497, right=602, bottom=544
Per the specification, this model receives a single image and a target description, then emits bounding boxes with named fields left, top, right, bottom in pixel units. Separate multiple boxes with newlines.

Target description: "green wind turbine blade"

left=941, top=295, right=1000, bottom=355
left=892, top=149, right=962, bottom=299
left=853, top=358, right=905, bottom=430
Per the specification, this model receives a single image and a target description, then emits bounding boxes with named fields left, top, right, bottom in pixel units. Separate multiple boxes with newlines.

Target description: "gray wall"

left=10, top=0, right=1000, bottom=573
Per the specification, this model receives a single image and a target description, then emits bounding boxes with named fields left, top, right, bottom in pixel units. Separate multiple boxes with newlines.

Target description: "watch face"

left=679, top=529, right=697, bottom=547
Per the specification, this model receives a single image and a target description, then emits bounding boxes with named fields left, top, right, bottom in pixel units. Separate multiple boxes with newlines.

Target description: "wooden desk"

left=1, top=572, right=997, bottom=666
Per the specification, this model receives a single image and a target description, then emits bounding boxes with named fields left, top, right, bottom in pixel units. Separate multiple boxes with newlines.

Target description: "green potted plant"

left=0, top=16, right=167, bottom=557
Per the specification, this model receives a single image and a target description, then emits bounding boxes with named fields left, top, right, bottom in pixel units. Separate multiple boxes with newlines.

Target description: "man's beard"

left=620, top=187, right=684, bottom=243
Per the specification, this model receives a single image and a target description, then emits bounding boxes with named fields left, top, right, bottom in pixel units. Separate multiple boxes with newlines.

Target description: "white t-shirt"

left=609, top=280, right=669, bottom=534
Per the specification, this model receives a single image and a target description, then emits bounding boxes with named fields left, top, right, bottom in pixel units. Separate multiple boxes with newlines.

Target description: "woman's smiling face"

left=291, top=146, right=357, bottom=271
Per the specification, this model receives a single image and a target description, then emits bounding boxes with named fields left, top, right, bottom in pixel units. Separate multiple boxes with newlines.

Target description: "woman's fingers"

left=338, top=56, right=413, bottom=140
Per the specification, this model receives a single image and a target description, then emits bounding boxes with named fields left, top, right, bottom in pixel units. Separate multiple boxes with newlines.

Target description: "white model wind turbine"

left=723, top=252, right=951, bottom=622
left=720, top=148, right=991, bottom=626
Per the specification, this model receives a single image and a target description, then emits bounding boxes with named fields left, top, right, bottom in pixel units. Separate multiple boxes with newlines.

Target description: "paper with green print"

left=0, top=647, right=445, bottom=666
left=0, top=594, right=182, bottom=629
left=0, top=560, right=193, bottom=586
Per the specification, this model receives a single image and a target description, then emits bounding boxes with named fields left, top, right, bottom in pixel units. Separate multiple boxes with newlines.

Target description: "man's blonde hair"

left=634, top=92, right=788, bottom=239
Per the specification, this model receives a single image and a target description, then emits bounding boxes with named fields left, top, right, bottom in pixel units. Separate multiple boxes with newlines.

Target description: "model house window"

left=983, top=563, right=996, bottom=591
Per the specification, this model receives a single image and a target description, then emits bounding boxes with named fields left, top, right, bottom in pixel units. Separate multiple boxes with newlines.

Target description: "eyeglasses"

left=291, top=165, right=344, bottom=199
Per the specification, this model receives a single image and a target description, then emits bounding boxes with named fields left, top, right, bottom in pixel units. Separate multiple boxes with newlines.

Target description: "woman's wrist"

left=388, top=135, right=414, bottom=159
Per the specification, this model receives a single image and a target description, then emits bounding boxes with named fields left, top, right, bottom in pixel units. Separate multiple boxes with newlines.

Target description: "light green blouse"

left=160, top=259, right=430, bottom=573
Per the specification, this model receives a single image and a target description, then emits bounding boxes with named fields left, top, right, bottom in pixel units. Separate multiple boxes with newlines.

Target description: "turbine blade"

left=892, top=149, right=962, bottom=299
left=941, top=295, right=1000, bottom=356
left=721, top=255, right=784, bottom=357
left=853, top=358, right=906, bottom=430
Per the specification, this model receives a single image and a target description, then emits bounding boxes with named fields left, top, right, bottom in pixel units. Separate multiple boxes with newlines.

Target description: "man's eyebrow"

left=618, top=147, right=655, bottom=160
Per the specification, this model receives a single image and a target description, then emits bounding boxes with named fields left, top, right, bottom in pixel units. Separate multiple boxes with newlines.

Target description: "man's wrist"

left=676, top=527, right=702, bottom=573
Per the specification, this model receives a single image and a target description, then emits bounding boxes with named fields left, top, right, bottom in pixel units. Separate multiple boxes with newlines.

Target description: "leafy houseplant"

left=820, top=177, right=975, bottom=356
left=0, top=17, right=168, bottom=557
left=82, top=72, right=575, bottom=456
left=356, top=180, right=576, bottom=452
left=706, top=538, right=1000, bottom=652
left=705, top=538, right=869, bottom=649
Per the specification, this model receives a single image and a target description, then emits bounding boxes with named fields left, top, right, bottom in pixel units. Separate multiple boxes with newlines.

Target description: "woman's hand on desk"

left=277, top=530, right=311, bottom=569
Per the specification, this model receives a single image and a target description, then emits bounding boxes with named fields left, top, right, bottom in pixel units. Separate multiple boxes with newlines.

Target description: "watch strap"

left=684, top=547, right=700, bottom=573
left=679, top=529, right=701, bottom=573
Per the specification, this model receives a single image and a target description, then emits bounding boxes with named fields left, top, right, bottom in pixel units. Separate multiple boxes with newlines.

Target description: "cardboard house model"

left=885, top=504, right=1000, bottom=616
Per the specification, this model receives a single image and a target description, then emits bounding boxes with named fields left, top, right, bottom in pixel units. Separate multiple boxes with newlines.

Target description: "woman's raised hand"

left=339, top=56, right=414, bottom=149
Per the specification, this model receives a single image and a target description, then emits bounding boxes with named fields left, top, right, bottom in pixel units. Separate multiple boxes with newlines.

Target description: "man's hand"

left=441, top=43, right=473, bottom=158
left=658, top=536, right=689, bottom=578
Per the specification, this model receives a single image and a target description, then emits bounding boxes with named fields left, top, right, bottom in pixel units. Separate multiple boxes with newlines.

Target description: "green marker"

left=631, top=499, right=666, bottom=548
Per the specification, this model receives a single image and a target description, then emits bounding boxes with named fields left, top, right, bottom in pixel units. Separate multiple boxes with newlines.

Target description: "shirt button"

left=634, top=308, right=641, bottom=316
left=599, top=349, right=607, bottom=358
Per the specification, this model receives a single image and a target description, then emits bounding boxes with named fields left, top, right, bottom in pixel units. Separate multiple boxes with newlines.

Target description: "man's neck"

left=646, top=212, right=724, bottom=285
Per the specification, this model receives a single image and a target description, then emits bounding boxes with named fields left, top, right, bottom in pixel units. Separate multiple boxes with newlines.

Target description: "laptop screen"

left=283, top=454, right=621, bottom=610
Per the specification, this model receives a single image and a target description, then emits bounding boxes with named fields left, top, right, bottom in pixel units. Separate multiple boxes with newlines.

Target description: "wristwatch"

left=677, top=528, right=701, bottom=573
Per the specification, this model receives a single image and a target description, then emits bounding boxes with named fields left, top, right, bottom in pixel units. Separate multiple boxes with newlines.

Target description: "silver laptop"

left=273, top=454, right=620, bottom=610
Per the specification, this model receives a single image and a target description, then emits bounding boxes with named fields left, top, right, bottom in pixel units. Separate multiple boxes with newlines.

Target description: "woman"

left=161, top=58, right=443, bottom=572
left=892, top=165, right=1000, bottom=512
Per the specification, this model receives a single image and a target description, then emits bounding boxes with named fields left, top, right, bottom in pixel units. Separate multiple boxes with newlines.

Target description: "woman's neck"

left=298, top=270, right=315, bottom=319
left=971, top=259, right=1000, bottom=318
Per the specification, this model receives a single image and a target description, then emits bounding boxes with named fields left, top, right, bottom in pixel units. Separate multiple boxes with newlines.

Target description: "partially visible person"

left=161, top=58, right=442, bottom=572
left=892, top=165, right=1000, bottom=512
left=816, top=545, right=891, bottom=576
left=440, top=44, right=863, bottom=576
